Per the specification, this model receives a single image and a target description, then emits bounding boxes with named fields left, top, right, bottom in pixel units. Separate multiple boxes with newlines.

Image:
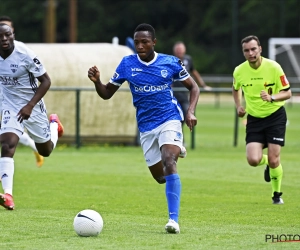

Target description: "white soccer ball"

left=73, top=209, right=104, bottom=237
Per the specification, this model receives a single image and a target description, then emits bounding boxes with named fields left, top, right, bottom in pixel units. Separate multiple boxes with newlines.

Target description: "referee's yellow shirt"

left=233, top=57, right=290, bottom=118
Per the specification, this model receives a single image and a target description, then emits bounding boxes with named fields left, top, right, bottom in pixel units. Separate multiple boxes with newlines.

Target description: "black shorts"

left=246, top=106, right=287, bottom=148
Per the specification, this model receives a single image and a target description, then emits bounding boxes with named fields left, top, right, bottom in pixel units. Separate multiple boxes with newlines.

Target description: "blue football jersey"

left=109, top=52, right=190, bottom=132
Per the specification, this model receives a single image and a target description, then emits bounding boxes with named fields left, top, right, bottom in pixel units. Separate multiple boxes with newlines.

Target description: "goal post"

left=268, top=38, right=300, bottom=86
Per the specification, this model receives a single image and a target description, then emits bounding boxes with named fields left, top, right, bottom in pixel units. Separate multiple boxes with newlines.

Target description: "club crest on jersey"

left=3, top=116, right=10, bottom=124
left=174, top=132, right=182, bottom=141
left=10, top=64, right=18, bottom=73
left=161, top=70, right=168, bottom=78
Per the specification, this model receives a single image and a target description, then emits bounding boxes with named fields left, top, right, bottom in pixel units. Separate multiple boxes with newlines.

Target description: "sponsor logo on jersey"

left=0, top=76, right=19, bottom=85
left=178, top=59, right=184, bottom=67
left=33, top=57, right=44, bottom=71
left=131, top=68, right=143, bottom=76
left=131, top=68, right=143, bottom=72
left=179, top=69, right=188, bottom=77
left=161, top=70, right=168, bottom=78
left=280, top=75, right=289, bottom=86
left=33, top=57, right=42, bottom=65
left=134, top=84, right=168, bottom=93
left=112, top=72, right=119, bottom=79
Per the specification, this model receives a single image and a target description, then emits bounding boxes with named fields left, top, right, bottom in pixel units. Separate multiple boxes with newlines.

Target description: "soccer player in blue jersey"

left=88, top=23, right=200, bottom=234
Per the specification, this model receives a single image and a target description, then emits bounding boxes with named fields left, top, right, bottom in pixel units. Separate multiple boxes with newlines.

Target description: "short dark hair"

left=0, top=16, right=13, bottom=24
left=241, top=35, right=261, bottom=46
left=134, top=23, right=155, bottom=40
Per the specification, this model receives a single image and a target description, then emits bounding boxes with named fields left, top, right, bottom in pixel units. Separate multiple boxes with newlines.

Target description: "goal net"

left=268, top=38, right=300, bottom=88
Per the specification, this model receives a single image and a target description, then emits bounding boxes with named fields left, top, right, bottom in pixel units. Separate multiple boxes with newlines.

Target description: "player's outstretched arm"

left=192, top=69, right=212, bottom=91
left=88, top=66, right=118, bottom=100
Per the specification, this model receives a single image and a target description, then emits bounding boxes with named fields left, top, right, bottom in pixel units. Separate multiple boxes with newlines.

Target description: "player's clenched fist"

left=88, top=66, right=100, bottom=82
left=236, top=106, right=246, bottom=117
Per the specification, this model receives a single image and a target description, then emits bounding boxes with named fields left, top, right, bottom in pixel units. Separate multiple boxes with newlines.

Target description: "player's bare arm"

left=192, top=69, right=212, bottom=91
left=88, top=66, right=119, bottom=100
left=260, top=89, right=292, bottom=102
left=232, top=87, right=246, bottom=117
left=17, top=73, right=51, bottom=122
left=181, top=76, right=200, bottom=131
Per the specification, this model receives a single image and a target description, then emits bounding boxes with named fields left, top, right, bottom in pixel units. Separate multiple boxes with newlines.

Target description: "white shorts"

left=140, top=120, right=184, bottom=167
left=0, top=109, right=51, bottom=143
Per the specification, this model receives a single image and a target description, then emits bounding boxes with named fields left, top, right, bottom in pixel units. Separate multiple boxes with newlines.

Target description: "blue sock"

left=165, top=173, right=181, bottom=223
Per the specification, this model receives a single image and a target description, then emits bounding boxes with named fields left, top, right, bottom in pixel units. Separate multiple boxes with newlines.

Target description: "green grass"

left=0, top=102, right=299, bottom=249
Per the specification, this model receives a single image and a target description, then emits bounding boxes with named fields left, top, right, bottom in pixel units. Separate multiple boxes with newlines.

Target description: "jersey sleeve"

left=172, top=57, right=190, bottom=81
left=109, top=57, right=127, bottom=86
left=25, top=47, right=46, bottom=77
left=274, top=63, right=290, bottom=91
left=233, top=67, right=241, bottom=90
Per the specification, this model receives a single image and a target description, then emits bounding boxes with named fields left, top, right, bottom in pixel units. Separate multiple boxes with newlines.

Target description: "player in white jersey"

left=88, top=23, right=200, bottom=234
left=0, top=16, right=44, bottom=168
left=0, top=23, right=64, bottom=210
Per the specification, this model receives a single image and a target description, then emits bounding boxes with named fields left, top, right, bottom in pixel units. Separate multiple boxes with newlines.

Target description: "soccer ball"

left=73, top=209, right=104, bottom=237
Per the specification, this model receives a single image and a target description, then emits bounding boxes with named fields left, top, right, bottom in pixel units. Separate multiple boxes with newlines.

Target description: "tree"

left=1, top=0, right=299, bottom=74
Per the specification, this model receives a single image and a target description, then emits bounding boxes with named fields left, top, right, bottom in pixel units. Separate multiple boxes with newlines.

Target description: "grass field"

left=0, top=101, right=299, bottom=249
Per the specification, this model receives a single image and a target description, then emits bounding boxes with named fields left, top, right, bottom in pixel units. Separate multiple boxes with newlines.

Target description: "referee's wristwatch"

left=271, top=95, right=276, bottom=102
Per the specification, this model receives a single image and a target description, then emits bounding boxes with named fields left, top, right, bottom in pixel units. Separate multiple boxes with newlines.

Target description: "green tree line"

left=1, top=0, right=299, bottom=74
